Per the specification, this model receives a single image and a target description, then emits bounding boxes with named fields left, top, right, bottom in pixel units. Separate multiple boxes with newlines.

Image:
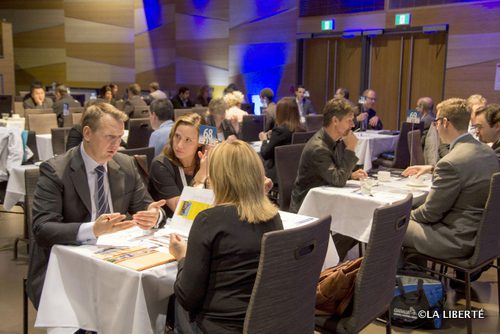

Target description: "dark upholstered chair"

left=127, top=118, right=153, bottom=149
left=315, top=194, right=412, bottom=334
left=120, top=146, right=155, bottom=171
left=305, top=114, right=324, bottom=132
left=51, top=127, right=72, bottom=156
left=292, top=131, right=316, bottom=144
left=241, top=115, right=265, bottom=142
left=405, top=173, right=500, bottom=334
left=407, top=129, right=425, bottom=166
left=243, top=216, right=331, bottom=334
left=274, top=144, right=306, bottom=211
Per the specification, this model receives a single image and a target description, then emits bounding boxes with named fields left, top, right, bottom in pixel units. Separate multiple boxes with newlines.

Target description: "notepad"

left=94, top=246, right=176, bottom=271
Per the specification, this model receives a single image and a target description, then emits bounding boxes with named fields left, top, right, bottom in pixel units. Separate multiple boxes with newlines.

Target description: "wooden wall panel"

left=335, top=38, right=362, bottom=102
left=303, top=38, right=329, bottom=112
left=0, top=22, right=15, bottom=95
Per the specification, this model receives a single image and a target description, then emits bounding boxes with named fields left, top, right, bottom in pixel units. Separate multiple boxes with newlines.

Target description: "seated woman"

left=169, top=140, right=283, bottom=333
left=259, top=97, right=304, bottom=183
left=205, top=97, right=238, bottom=142
left=148, top=113, right=208, bottom=217
left=223, top=91, right=248, bottom=134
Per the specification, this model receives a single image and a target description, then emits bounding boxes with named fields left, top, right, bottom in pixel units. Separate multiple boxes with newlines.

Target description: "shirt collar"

left=449, top=132, right=471, bottom=150
left=319, top=128, right=340, bottom=150
left=159, top=119, right=174, bottom=128
left=80, top=144, right=108, bottom=174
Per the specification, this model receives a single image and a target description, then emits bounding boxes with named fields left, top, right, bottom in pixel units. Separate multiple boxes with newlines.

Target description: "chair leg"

left=358, top=242, right=363, bottom=257
left=14, top=238, right=19, bottom=260
left=23, top=278, right=28, bottom=334
left=497, top=258, right=500, bottom=315
left=465, top=272, right=472, bottom=334
left=385, top=309, right=391, bottom=334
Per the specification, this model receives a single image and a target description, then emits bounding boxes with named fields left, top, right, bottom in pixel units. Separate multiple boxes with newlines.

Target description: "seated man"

left=171, top=86, right=194, bottom=109
left=148, top=81, right=167, bottom=102
left=28, top=103, right=166, bottom=309
left=354, top=89, right=383, bottom=130
left=294, top=85, right=315, bottom=123
left=52, top=84, right=81, bottom=127
left=149, top=99, right=174, bottom=156
left=23, top=82, right=53, bottom=110
left=474, top=103, right=499, bottom=163
left=466, top=94, right=487, bottom=139
left=402, top=98, right=498, bottom=262
left=123, top=83, right=148, bottom=118
left=290, top=98, right=368, bottom=259
left=416, top=96, right=435, bottom=131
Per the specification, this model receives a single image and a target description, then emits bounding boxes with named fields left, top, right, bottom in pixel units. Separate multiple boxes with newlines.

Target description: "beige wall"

left=0, top=22, right=15, bottom=96
left=298, top=0, right=500, bottom=103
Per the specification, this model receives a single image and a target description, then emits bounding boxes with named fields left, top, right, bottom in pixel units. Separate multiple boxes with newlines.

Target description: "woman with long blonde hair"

left=169, top=140, right=282, bottom=333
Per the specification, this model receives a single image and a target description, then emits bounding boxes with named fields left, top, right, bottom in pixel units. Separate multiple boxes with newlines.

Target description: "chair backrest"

left=243, top=216, right=331, bottom=334
left=24, top=168, right=40, bottom=239
left=51, top=127, right=72, bottom=156
left=241, top=115, right=265, bottom=142
left=0, top=95, right=13, bottom=116
left=305, top=115, right=324, bottom=132
left=115, top=100, right=126, bottom=111
left=392, top=122, right=423, bottom=169
left=467, top=172, right=500, bottom=266
left=25, top=131, right=39, bottom=163
left=120, top=146, right=155, bottom=171
left=28, top=113, right=58, bottom=134
left=341, top=194, right=412, bottom=333
left=71, top=112, right=83, bottom=126
left=275, top=144, right=306, bottom=211
left=291, top=131, right=316, bottom=144
left=127, top=118, right=153, bottom=149
left=174, top=108, right=193, bottom=120
left=14, top=101, right=24, bottom=117
left=69, top=106, right=84, bottom=114
left=407, top=129, right=425, bottom=166
left=131, top=106, right=150, bottom=119
left=24, top=108, right=53, bottom=129
left=191, top=106, right=209, bottom=118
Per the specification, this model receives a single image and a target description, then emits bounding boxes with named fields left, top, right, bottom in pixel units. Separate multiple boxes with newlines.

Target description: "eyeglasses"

left=432, top=117, right=445, bottom=126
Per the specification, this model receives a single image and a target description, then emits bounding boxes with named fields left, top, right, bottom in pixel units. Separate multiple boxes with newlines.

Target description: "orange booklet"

left=94, top=246, right=176, bottom=271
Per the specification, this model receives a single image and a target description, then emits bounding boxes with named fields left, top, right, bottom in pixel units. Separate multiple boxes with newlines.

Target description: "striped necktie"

left=95, top=165, right=110, bottom=216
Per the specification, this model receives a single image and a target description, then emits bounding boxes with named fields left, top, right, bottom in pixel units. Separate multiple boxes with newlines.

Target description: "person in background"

left=223, top=83, right=239, bottom=96
left=28, top=102, right=166, bottom=309
left=260, top=88, right=277, bottom=131
left=295, top=85, right=316, bottom=123
left=149, top=99, right=175, bottom=157
left=259, top=97, right=304, bottom=184
left=52, top=84, right=81, bottom=127
left=195, top=85, right=212, bottom=107
left=148, top=82, right=167, bottom=102
left=171, top=87, right=194, bottom=109
left=466, top=94, right=487, bottom=139
left=416, top=97, right=435, bottom=131
left=123, top=83, right=148, bottom=118
left=109, top=83, right=119, bottom=100
left=23, top=82, right=53, bottom=110
left=0, top=127, right=24, bottom=200
left=148, top=113, right=208, bottom=217
left=334, top=87, right=350, bottom=100
left=169, top=140, right=282, bottom=333
left=224, top=91, right=248, bottom=132
left=205, top=97, right=238, bottom=141
left=354, top=89, right=383, bottom=130
left=474, top=103, right=500, bottom=163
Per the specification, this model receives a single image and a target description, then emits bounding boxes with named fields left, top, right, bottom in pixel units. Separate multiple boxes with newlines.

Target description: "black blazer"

left=206, top=115, right=238, bottom=140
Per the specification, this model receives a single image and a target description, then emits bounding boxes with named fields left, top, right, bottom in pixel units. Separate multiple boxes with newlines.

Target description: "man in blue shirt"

left=149, top=99, right=174, bottom=156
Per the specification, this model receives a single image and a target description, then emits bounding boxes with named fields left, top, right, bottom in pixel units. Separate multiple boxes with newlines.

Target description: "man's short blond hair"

left=82, top=102, right=128, bottom=130
left=436, top=98, right=470, bottom=131
left=466, top=94, right=487, bottom=108
left=223, top=91, right=244, bottom=108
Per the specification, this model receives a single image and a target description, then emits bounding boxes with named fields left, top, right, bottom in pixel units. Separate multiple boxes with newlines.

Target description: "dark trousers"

left=332, top=233, right=359, bottom=261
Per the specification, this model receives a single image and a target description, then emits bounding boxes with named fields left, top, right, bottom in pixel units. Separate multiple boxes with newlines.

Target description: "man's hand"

left=369, top=115, right=380, bottom=127
left=351, top=169, right=368, bottom=180
left=402, top=165, right=433, bottom=177
left=132, top=199, right=166, bottom=230
left=258, top=131, right=268, bottom=141
left=343, top=131, right=358, bottom=151
left=169, top=233, right=187, bottom=260
left=356, top=112, right=368, bottom=122
left=93, top=213, right=133, bottom=238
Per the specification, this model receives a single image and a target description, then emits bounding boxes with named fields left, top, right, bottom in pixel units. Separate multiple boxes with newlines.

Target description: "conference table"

left=0, top=117, right=26, bottom=130
left=2, top=164, right=39, bottom=211
left=35, top=211, right=338, bottom=334
left=298, top=175, right=431, bottom=243
left=354, top=130, right=399, bottom=171
left=36, top=134, right=54, bottom=161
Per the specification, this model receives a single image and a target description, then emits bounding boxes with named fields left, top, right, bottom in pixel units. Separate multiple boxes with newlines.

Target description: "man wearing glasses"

left=473, top=104, right=500, bottom=164
left=401, top=98, right=498, bottom=268
left=355, top=89, right=383, bottom=130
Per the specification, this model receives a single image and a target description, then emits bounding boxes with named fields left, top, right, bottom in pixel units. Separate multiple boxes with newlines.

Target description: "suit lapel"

left=108, top=158, right=125, bottom=213
left=70, top=148, right=92, bottom=215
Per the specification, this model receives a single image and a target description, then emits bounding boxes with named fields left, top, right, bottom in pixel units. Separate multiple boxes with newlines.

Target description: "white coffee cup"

left=377, top=170, right=391, bottom=182
left=11, top=114, right=20, bottom=119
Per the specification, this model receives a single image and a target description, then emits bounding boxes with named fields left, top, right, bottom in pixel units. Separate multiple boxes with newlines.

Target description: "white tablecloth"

left=298, top=177, right=431, bottom=243
left=36, top=134, right=54, bottom=161
left=2, top=164, right=39, bottom=211
left=0, top=117, right=26, bottom=130
left=354, top=130, right=399, bottom=171
left=35, top=211, right=338, bottom=334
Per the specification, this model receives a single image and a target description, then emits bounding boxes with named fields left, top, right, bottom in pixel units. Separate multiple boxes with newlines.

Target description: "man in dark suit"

left=52, top=84, right=81, bottom=127
left=171, top=86, right=194, bottom=109
left=123, top=83, right=148, bottom=118
left=474, top=103, right=499, bottom=164
left=28, top=103, right=166, bottom=309
left=402, top=98, right=498, bottom=260
left=294, top=85, right=315, bottom=123
left=354, top=89, right=383, bottom=130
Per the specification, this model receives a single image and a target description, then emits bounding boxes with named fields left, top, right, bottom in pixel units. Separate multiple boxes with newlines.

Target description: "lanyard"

left=178, top=166, right=188, bottom=187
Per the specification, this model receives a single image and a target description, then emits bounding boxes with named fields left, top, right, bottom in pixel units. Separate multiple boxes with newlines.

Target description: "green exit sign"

left=395, top=13, right=411, bottom=26
left=321, top=20, right=334, bottom=31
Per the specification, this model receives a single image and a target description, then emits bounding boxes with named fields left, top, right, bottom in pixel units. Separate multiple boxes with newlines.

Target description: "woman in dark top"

left=259, top=97, right=304, bottom=183
left=148, top=113, right=208, bottom=217
left=194, top=85, right=212, bottom=107
left=169, top=140, right=282, bottom=333
left=205, top=97, right=238, bottom=142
